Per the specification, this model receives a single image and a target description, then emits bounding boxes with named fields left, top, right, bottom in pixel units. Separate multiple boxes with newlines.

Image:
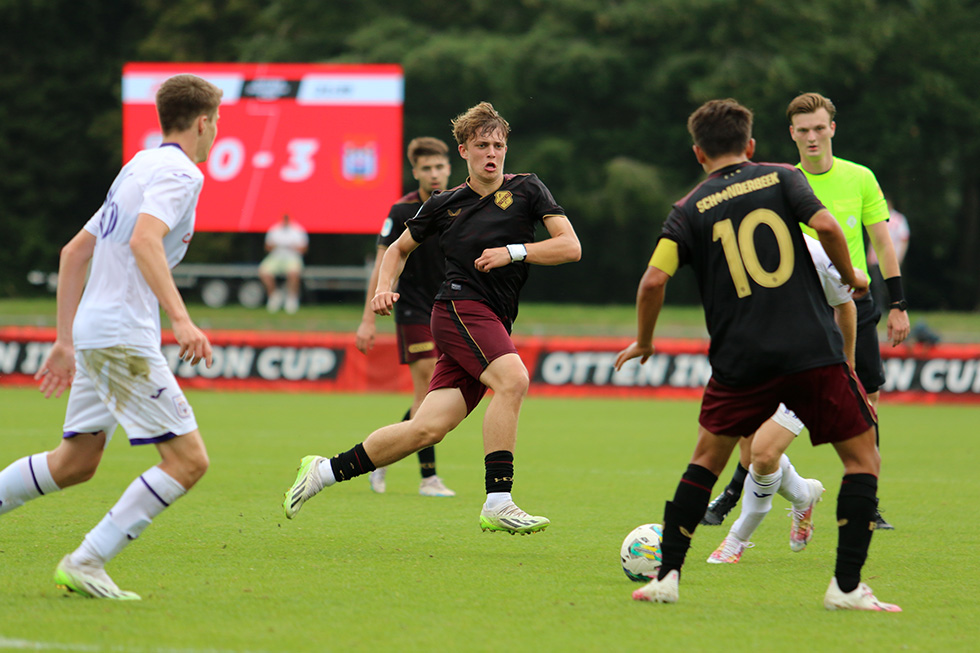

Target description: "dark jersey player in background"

left=615, top=98, right=899, bottom=611
left=356, top=137, right=455, bottom=498
left=283, top=102, right=581, bottom=536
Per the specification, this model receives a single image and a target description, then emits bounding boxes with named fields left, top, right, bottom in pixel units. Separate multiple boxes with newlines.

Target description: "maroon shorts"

left=699, top=363, right=876, bottom=445
left=428, top=299, right=519, bottom=415
left=396, top=322, right=440, bottom=364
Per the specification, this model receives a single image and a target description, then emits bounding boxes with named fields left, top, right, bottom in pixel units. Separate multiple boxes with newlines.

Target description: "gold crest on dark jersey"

left=494, top=191, right=513, bottom=210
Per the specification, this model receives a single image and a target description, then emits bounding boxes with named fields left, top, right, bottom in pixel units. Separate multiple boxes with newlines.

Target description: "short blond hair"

left=450, top=102, right=510, bottom=145
left=787, top=92, right=837, bottom=123
left=156, top=74, right=223, bottom=134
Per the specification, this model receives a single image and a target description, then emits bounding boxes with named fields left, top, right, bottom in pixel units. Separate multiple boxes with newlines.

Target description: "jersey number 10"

left=713, top=209, right=795, bottom=298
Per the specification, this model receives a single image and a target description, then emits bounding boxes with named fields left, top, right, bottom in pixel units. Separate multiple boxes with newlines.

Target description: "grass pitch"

left=0, top=388, right=978, bottom=652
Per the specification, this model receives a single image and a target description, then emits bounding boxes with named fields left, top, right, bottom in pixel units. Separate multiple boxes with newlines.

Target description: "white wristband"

left=506, top=244, right=527, bottom=262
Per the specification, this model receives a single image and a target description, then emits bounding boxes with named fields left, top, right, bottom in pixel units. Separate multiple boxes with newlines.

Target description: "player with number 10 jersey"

left=661, top=162, right=844, bottom=387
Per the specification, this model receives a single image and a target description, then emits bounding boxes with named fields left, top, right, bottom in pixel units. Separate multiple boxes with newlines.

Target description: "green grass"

left=1, top=388, right=978, bottom=651
left=4, top=296, right=979, bottom=341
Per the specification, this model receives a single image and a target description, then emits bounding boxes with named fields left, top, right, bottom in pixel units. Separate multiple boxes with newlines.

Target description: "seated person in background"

left=259, top=214, right=308, bottom=314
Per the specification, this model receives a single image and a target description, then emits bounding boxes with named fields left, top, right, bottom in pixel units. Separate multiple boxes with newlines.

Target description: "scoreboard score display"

left=122, top=62, right=404, bottom=234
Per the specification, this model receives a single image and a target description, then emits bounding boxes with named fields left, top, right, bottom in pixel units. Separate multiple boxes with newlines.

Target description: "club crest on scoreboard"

left=341, top=142, right=379, bottom=182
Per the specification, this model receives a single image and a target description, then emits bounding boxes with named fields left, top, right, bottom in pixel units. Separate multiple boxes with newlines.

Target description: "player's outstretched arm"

left=131, top=213, right=212, bottom=368
left=372, top=229, right=418, bottom=316
left=356, top=246, right=386, bottom=353
left=615, top=264, right=670, bottom=371
left=35, top=228, right=96, bottom=398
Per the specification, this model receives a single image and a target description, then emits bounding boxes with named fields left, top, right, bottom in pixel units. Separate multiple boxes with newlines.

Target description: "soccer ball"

left=621, top=523, right=663, bottom=582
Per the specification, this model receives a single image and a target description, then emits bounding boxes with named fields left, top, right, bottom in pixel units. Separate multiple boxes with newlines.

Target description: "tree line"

left=2, top=0, right=978, bottom=309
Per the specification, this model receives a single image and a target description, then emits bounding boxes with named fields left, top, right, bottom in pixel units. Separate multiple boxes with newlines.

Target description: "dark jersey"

left=662, top=161, right=845, bottom=386
left=378, top=190, right=445, bottom=325
left=407, top=173, right=564, bottom=328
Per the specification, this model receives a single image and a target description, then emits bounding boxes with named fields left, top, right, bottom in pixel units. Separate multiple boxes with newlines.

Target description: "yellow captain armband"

left=648, top=239, right=679, bottom=276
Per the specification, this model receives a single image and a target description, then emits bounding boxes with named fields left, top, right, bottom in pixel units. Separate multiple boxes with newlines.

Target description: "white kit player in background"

left=0, top=74, right=223, bottom=600
left=259, top=213, right=309, bottom=314
left=707, top=233, right=867, bottom=564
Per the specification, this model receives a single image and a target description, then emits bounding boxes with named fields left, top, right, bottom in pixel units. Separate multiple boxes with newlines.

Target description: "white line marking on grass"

left=0, top=638, right=271, bottom=653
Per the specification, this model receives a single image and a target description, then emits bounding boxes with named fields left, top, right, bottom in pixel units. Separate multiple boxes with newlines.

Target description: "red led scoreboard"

left=122, top=63, right=404, bottom=234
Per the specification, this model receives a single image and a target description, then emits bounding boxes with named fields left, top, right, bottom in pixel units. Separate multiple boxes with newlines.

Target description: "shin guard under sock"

left=485, top=451, right=514, bottom=494
left=658, top=464, right=717, bottom=579
left=329, top=443, right=376, bottom=482
left=835, top=473, right=878, bottom=593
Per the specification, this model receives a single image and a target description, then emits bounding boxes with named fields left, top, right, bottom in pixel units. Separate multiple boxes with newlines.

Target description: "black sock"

left=485, top=450, right=514, bottom=494
left=727, top=462, right=748, bottom=497
left=835, top=473, right=878, bottom=593
left=658, top=464, right=717, bottom=580
left=329, top=443, right=376, bottom=482
left=418, top=446, right=436, bottom=478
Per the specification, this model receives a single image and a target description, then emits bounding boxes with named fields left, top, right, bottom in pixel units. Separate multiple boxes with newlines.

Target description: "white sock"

left=730, top=465, right=781, bottom=542
left=72, top=466, right=186, bottom=566
left=317, top=459, right=337, bottom=486
left=774, top=454, right=810, bottom=508
left=0, top=453, right=61, bottom=515
left=484, top=492, right=512, bottom=510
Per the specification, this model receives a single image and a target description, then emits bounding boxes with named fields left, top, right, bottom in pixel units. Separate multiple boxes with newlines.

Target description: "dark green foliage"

left=3, top=0, right=979, bottom=308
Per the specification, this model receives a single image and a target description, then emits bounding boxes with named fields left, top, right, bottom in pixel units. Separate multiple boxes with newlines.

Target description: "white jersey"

left=803, top=234, right=853, bottom=307
left=73, top=144, right=204, bottom=350
left=264, top=222, right=308, bottom=260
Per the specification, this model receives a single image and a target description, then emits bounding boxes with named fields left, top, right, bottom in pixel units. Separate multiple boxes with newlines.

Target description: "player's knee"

left=50, top=450, right=101, bottom=487
left=496, top=369, right=529, bottom=400
left=751, top=449, right=781, bottom=473
left=412, top=422, right=448, bottom=448
left=62, top=459, right=100, bottom=486
left=170, top=448, right=209, bottom=489
left=185, top=451, right=210, bottom=486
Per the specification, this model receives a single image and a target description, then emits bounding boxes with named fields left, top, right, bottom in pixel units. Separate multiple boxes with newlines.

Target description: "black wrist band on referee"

left=884, top=276, right=905, bottom=304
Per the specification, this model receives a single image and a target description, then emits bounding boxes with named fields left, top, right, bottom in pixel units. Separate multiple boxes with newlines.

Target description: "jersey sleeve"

left=83, top=206, right=103, bottom=236
left=783, top=168, right=827, bottom=225
left=406, top=198, right=439, bottom=244
left=860, top=168, right=889, bottom=227
left=660, top=206, right=693, bottom=269
left=378, top=204, right=411, bottom=247
left=140, top=167, right=200, bottom=230
left=528, top=175, right=565, bottom=221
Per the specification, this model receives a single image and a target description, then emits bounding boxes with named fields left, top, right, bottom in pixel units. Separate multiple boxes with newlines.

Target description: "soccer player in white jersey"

left=707, top=234, right=865, bottom=564
left=0, top=74, right=222, bottom=600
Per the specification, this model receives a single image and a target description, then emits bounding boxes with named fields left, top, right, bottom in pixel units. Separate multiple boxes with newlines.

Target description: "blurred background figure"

left=259, top=214, right=308, bottom=314
left=869, top=198, right=939, bottom=344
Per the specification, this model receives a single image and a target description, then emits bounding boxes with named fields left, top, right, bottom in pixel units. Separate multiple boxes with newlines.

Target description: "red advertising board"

left=3, top=327, right=979, bottom=404
left=122, top=62, right=403, bottom=234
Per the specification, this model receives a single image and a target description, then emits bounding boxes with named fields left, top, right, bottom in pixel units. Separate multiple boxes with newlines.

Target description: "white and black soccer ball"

left=621, top=523, right=663, bottom=582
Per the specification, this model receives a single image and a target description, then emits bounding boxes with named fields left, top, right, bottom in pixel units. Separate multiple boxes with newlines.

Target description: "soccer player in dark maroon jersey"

left=615, top=99, right=900, bottom=611
left=356, top=137, right=456, bottom=498
left=284, top=102, right=581, bottom=535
